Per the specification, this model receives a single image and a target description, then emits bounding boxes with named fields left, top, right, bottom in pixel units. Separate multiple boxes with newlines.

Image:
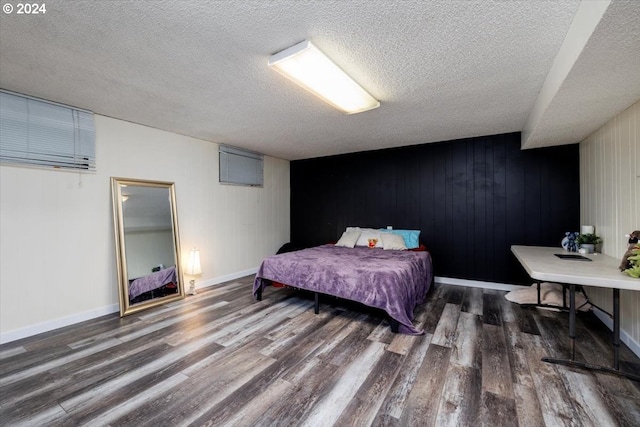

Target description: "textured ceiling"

left=0, top=0, right=638, bottom=160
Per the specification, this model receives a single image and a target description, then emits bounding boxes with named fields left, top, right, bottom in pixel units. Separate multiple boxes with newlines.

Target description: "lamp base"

left=188, top=279, right=197, bottom=295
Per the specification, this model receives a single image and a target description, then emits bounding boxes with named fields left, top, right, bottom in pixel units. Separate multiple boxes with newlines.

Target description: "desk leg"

left=613, top=288, right=620, bottom=370
left=542, top=285, right=640, bottom=382
left=520, top=282, right=572, bottom=312
left=569, top=284, right=576, bottom=360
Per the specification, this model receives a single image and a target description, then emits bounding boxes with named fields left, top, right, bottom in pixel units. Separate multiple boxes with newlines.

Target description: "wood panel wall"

left=291, top=132, right=580, bottom=285
left=580, top=99, right=640, bottom=351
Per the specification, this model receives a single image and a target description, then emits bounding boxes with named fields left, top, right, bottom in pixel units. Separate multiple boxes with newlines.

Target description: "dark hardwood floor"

left=1, top=276, right=639, bottom=426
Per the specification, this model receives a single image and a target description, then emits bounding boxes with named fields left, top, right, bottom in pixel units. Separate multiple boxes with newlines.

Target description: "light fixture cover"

left=186, top=248, right=202, bottom=275
left=268, top=40, right=380, bottom=114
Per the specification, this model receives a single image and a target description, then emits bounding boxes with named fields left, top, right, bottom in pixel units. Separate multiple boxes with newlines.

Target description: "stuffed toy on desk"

left=620, top=230, right=640, bottom=277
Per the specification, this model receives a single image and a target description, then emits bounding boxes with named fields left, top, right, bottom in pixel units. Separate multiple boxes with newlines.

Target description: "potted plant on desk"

left=576, top=233, right=602, bottom=254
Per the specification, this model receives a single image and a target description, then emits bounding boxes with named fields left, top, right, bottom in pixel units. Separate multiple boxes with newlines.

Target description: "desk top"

left=511, top=245, right=640, bottom=291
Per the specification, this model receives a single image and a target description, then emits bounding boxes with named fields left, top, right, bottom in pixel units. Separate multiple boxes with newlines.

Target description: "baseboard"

left=436, top=276, right=640, bottom=358
left=435, top=276, right=528, bottom=292
left=0, top=303, right=120, bottom=345
left=592, top=307, right=640, bottom=358
left=5, top=272, right=638, bottom=360
left=0, top=267, right=260, bottom=345
left=196, top=267, right=258, bottom=290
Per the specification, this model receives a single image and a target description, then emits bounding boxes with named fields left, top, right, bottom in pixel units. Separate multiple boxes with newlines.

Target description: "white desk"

left=511, top=245, right=640, bottom=381
left=511, top=245, right=639, bottom=290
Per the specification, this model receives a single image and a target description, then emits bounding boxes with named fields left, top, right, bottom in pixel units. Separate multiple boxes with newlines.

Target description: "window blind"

left=219, top=145, right=264, bottom=187
left=0, top=90, right=96, bottom=171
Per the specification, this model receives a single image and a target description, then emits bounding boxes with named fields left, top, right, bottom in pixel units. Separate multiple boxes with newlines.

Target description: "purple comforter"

left=129, top=266, right=177, bottom=300
left=253, top=245, right=433, bottom=335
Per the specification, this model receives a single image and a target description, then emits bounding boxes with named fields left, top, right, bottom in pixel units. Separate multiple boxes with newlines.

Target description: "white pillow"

left=354, top=228, right=383, bottom=248
left=381, top=233, right=408, bottom=250
left=335, top=230, right=361, bottom=248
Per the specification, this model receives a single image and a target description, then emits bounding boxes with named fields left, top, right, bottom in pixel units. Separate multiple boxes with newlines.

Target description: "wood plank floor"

left=1, top=276, right=639, bottom=426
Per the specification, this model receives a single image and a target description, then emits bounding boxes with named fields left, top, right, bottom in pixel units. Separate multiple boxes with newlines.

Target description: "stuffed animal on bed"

left=619, top=230, right=640, bottom=275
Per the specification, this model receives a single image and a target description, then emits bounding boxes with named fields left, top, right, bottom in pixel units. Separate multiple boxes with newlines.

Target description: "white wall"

left=580, top=99, right=639, bottom=349
left=0, top=115, right=290, bottom=342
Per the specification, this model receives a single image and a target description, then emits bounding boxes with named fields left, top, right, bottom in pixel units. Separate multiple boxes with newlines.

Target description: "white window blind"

left=0, top=90, right=96, bottom=171
left=219, top=145, right=264, bottom=187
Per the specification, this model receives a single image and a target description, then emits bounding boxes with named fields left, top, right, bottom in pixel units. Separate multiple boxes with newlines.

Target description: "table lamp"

left=185, top=248, right=202, bottom=295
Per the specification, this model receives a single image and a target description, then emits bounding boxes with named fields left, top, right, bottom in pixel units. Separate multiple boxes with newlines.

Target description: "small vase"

left=580, top=244, right=595, bottom=254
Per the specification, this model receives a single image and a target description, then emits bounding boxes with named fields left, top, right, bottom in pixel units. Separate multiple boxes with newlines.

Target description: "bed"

left=129, top=265, right=178, bottom=304
left=253, top=244, right=433, bottom=335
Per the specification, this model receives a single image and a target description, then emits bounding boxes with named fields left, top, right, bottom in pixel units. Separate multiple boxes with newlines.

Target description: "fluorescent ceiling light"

left=268, top=40, right=380, bottom=114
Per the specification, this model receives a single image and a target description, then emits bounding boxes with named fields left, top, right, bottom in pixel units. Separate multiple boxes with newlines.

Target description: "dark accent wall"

left=290, top=132, right=580, bottom=285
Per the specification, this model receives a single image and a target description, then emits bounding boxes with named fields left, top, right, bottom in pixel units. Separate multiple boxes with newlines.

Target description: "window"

left=0, top=90, right=96, bottom=171
left=219, top=145, right=263, bottom=187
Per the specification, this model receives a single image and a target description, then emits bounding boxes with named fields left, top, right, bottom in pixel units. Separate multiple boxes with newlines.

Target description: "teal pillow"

left=379, top=229, right=420, bottom=249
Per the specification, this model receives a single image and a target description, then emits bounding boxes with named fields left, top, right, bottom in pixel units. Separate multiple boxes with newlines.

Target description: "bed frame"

left=255, top=280, right=401, bottom=333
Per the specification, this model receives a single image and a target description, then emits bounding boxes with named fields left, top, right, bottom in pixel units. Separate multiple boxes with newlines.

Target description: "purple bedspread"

left=129, top=266, right=177, bottom=300
left=253, top=245, right=433, bottom=335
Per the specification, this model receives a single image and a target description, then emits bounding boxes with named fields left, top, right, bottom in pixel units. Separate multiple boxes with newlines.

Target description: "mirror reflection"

left=111, top=178, right=184, bottom=316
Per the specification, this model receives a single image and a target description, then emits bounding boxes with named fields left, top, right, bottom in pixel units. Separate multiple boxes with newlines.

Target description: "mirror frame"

left=111, top=177, right=185, bottom=316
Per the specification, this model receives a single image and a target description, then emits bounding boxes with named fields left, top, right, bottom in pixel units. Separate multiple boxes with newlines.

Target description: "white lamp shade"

left=269, top=40, right=380, bottom=114
left=186, top=249, right=202, bottom=276
left=580, top=225, right=595, bottom=235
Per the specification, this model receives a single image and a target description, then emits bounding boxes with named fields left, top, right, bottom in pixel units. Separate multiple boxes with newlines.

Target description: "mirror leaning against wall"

left=111, top=177, right=185, bottom=316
